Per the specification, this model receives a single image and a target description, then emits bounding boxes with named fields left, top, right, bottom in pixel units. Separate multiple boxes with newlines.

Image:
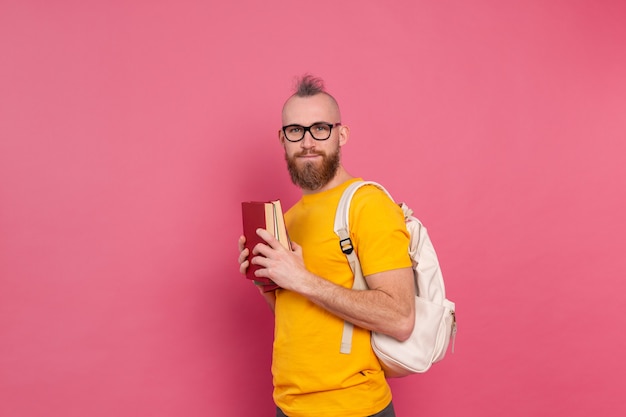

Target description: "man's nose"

left=300, top=131, right=316, bottom=147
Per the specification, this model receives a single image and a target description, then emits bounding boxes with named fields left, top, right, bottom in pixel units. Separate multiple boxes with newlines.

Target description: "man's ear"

left=278, top=129, right=285, bottom=145
left=338, top=124, right=350, bottom=147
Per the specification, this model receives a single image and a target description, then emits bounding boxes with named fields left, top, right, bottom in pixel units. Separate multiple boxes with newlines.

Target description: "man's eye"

left=313, top=124, right=329, bottom=132
left=287, top=126, right=302, bottom=134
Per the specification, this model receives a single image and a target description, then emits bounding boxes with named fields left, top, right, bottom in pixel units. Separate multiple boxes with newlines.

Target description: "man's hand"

left=249, top=228, right=308, bottom=292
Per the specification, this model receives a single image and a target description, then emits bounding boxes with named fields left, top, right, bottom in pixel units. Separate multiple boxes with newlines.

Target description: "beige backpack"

left=335, top=181, right=457, bottom=377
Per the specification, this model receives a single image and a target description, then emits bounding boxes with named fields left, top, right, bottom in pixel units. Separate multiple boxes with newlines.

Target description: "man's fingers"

left=238, top=247, right=249, bottom=264
left=239, top=259, right=249, bottom=275
left=256, top=228, right=286, bottom=250
left=238, top=235, right=250, bottom=276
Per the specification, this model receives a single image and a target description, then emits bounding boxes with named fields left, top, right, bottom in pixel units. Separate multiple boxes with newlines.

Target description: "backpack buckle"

left=339, top=237, right=354, bottom=255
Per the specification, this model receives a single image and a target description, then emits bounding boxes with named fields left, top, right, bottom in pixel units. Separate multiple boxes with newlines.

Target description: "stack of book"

left=241, top=199, right=291, bottom=292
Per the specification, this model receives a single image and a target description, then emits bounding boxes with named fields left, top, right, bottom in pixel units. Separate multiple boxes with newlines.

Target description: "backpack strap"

left=334, top=180, right=395, bottom=354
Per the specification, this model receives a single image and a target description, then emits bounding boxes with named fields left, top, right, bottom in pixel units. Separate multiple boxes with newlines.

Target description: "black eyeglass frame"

left=281, top=122, right=342, bottom=142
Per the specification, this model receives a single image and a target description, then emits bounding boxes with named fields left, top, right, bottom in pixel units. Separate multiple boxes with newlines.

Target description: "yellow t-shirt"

left=273, top=179, right=412, bottom=417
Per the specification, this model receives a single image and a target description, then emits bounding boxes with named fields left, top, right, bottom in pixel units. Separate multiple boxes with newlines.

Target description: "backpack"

left=334, top=181, right=456, bottom=377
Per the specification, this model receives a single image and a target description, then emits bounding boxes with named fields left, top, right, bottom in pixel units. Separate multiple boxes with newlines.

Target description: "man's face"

left=280, top=94, right=344, bottom=191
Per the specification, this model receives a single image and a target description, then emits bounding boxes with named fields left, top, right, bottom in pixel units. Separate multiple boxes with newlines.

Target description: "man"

left=237, top=75, right=415, bottom=417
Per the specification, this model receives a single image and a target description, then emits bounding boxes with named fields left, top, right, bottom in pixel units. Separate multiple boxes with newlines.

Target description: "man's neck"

left=301, top=166, right=354, bottom=195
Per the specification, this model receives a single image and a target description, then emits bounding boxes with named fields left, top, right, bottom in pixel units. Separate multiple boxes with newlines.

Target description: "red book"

left=241, top=200, right=291, bottom=292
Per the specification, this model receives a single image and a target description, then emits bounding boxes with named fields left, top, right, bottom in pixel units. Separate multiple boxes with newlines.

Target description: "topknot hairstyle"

left=294, top=74, right=326, bottom=97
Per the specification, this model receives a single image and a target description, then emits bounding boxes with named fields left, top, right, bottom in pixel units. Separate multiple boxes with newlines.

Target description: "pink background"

left=1, top=1, right=625, bottom=416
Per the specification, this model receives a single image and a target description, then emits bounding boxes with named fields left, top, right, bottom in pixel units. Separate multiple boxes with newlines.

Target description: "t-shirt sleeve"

left=349, top=185, right=412, bottom=277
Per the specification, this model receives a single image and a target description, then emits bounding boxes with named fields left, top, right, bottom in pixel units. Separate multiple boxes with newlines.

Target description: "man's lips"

left=297, top=152, right=324, bottom=159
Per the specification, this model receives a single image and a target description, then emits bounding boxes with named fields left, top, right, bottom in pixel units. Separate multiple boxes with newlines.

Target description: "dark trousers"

left=276, top=401, right=396, bottom=417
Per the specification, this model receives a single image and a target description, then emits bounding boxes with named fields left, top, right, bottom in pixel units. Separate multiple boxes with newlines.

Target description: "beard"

left=285, top=146, right=341, bottom=191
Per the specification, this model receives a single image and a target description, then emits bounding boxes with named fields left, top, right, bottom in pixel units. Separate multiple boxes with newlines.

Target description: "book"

left=241, top=199, right=291, bottom=292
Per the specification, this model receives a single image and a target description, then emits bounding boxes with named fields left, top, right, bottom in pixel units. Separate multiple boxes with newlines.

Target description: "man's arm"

left=294, top=267, right=415, bottom=341
left=251, top=229, right=415, bottom=341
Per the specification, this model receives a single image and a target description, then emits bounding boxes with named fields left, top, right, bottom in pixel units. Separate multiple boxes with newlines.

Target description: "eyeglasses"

left=282, top=122, right=342, bottom=142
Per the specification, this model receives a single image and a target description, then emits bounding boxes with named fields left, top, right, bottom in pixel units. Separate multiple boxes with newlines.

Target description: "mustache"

left=296, top=150, right=326, bottom=157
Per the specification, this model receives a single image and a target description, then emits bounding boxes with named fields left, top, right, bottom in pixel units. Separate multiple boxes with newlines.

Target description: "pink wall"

left=1, top=1, right=625, bottom=416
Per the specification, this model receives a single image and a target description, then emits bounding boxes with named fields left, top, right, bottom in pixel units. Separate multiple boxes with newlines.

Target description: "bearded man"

left=238, top=75, right=415, bottom=417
